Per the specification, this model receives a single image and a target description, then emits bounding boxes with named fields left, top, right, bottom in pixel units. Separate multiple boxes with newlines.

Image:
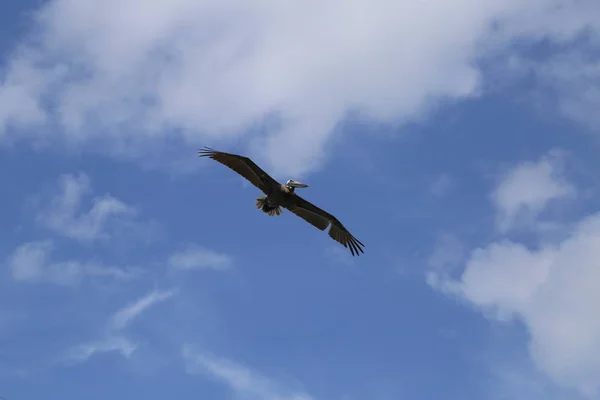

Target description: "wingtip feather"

left=198, top=146, right=218, bottom=157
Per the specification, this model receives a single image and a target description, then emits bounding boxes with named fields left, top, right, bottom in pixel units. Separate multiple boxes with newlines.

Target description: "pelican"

left=198, top=147, right=365, bottom=256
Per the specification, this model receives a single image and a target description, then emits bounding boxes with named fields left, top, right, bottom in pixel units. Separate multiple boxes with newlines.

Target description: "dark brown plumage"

left=198, top=147, right=365, bottom=256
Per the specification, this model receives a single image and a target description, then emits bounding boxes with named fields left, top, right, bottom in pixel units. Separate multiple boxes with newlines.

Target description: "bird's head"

left=286, top=179, right=309, bottom=190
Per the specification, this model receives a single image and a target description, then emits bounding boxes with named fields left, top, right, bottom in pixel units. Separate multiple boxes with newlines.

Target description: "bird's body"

left=198, top=147, right=365, bottom=256
left=255, top=183, right=299, bottom=216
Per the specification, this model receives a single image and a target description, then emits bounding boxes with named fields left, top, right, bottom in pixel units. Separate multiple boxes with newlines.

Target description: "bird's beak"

left=289, top=180, right=309, bottom=188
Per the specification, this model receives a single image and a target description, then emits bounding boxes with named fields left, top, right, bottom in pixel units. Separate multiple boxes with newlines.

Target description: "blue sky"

left=2, top=1, right=600, bottom=399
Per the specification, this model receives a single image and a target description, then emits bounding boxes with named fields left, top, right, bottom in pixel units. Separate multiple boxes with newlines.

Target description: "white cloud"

left=6, top=240, right=138, bottom=286
left=429, top=154, right=600, bottom=397
left=5, top=171, right=148, bottom=286
left=110, top=288, right=177, bottom=331
left=34, top=172, right=137, bottom=242
left=7, top=240, right=49, bottom=282
left=1, top=0, right=599, bottom=176
left=66, top=336, right=137, bottom=363
left=168, top=244, right=232, bottom=271
left=492, top=151, right=575, bottom=232
left=434, top=215, right=600, bottom=397
left=182, top=345, right=313, bottom=400
left=66, top=288, right=177, bottom=364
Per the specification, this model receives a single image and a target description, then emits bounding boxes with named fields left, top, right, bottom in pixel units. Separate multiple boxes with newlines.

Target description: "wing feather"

left=198, top=147, right=280, bottom=194
left=286, top=206, right=330, bottom=231
left=285, top=195, right=365, bottom=256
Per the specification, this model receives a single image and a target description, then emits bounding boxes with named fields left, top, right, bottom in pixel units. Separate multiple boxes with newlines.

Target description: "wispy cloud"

left=324, top=245, right=355, bottom=266
left=498, top=45, right=600, bottom=134
left=541, top=51, right=600, bottom=132
left=65, top=288, right=178, bottom=364
left=426, top=233, right=464, bottom=289
left=33, top=172, right=138, bottom=242
left=110, top=289, right=178, bottom=331
left=66, top=336, right=138, bottom=363
left=492, top=150, right=575, bottom=233
left=168, top=244, right=232, bottom=271
left=486, top=355, right=585, bottom=400
left=182, top=345, right=313, bottom=400
left=6, top=240, right=138, bottom=286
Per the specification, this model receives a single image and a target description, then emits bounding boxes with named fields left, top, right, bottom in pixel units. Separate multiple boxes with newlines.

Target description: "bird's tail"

left=256, top=196, right=282, bottom=216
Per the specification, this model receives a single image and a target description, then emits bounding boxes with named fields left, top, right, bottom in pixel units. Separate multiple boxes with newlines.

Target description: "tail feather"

left=256, top=196, right=282, bottom=216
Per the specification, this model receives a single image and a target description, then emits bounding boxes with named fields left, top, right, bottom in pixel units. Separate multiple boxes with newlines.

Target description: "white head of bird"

left=285, top=179, right=309, bottom=190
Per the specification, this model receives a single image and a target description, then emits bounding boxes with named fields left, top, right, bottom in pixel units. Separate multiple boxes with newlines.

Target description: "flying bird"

left=198, top=147, right=365, bottom=256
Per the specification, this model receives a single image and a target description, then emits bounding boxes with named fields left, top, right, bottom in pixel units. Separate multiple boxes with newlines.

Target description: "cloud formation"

left=7, top=240, right=137, bottom=286
left=492, top=151, right=575, bottom=232
left=501, top=42, right=600, bottom=133
left=1, top=0, right=599, bottom=176
left=168, top=244, right=232, bottom=271
left=439, top=215, right=600, bottom=397
left=430, top=152, right=600, bottom=397
left=67, top=336, right=138, bottom=363
left=67, top=288, right=178, bottom=364
left=33, top=172, right=138, bottom=242
left=4, top=171, right=150, bottom=287
left=182, top=345, right=313, bottom=400
left=110, top=288, right=178, bottom=331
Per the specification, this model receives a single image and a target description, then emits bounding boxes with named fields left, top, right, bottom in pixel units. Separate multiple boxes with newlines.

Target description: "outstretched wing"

left=285, top=195, right=365, bottom=256
left=198, top=147, right=280, bottom=194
